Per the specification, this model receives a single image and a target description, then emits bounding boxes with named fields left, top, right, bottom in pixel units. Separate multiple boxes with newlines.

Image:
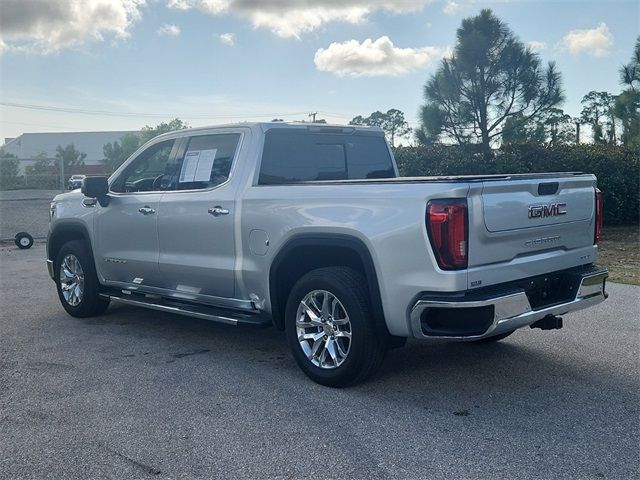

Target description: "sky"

left=0, top=0, right=638, bottom=144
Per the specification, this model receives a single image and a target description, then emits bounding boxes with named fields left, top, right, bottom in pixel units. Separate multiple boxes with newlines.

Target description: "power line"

left=0, top=101, right=311, bottom=120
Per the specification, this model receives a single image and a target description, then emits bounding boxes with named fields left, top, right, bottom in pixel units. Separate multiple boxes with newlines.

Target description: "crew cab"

left=46, top=123, right=608, bottom=386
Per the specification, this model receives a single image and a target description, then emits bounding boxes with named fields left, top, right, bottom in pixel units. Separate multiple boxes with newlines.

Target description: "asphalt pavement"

left=1, top=244, right=638, bottom=479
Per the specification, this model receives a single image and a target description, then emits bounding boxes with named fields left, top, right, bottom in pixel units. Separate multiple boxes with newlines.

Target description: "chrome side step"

left=101, top=292, right=271, bottom=328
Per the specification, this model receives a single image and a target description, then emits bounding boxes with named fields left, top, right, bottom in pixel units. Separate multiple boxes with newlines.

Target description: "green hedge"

left=394, top=144, right=639, bottom=225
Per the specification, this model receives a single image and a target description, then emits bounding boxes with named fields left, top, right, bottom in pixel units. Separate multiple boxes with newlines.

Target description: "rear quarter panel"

left=238, top=182, right=469, bottom=337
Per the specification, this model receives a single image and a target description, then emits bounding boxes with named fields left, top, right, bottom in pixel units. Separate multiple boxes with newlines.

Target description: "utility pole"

left=308, top=112, right=318, bottom=123
left=59, top=156, right=65, bottom=191
left=575, top=121, right=581, bottom=144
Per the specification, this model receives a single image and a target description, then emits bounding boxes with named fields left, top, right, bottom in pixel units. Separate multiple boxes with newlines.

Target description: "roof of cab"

left=152, top=121, right=384, bottom=141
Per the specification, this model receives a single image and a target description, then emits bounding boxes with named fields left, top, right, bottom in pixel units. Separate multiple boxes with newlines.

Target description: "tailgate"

left=467, top=174, right=598, bottom=289
left=482, top=177, right=594, bottom=231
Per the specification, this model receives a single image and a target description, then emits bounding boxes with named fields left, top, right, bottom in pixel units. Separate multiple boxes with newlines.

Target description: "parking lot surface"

left=1, top=244, right=638, bottom=479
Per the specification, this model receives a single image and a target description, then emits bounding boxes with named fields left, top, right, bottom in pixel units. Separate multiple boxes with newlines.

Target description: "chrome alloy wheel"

left=296, top=290, right=352, bottom=369
left=18, top=237, right=30, bottom=247
left=59, top=254, right=84, bottom=307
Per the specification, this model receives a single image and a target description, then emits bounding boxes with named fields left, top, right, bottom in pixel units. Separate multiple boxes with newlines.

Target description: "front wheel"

left=285, top=267, right=386, bottom=387
left=55, top=240, right=109, bottom=318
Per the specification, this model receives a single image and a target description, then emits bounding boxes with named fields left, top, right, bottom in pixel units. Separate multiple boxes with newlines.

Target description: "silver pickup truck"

left=47, top=122, right=608, bottom=386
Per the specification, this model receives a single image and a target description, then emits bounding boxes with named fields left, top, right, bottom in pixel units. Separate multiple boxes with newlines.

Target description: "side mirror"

left=81, top=176, right=109, bottom=206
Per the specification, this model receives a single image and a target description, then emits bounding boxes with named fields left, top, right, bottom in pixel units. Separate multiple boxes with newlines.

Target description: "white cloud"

left=0, top=0, right=145, bottom=54
left=442, top=1, right=461, bottom=15
left=314, top=36, right=444, bottom=77
left=157, top=24, right=181, bottom=37
left=527, top=40, right=547, bottom=52
left=218, top=33, right=235, bottom=46
left=166, top=0, right=193, bottom=9
left=557, top=22, right=614, bottom=57
left=167, top=0, right=432, bottom=38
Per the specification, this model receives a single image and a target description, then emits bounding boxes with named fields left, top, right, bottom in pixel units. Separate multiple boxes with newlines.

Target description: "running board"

left=101, top=291, right=271, bottom=327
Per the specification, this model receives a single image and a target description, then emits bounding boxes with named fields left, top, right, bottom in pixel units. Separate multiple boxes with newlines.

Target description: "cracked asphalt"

left=1, top=244, right=638, bottom=479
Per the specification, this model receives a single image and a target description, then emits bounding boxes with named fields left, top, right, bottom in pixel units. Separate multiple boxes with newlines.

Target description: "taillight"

left=426, top=199, right=468, bottom=270
left=595, top=188, right=603, bottom=244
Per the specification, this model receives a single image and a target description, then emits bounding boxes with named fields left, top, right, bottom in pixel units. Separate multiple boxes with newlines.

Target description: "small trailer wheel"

left=15, top=232, right=34, bottom=249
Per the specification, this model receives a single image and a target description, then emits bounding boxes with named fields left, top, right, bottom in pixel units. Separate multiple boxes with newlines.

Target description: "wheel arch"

left=268, top=233, right=388, bottom=336
left=47, top=220, right=94, bottom=269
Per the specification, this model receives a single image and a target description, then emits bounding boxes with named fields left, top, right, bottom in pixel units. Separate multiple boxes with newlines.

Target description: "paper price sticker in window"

left=179, top=149, right=217, bottom=183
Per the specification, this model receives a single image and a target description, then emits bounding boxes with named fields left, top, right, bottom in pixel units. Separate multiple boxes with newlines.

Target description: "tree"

left=619, top=36, right=639, bottom=92
left=0, top=149, right=19, bottom=189
left=55, top=144, right=86, bottom=178
left=24, top=153, right=53, bottom=188
left=140, top=118, right=189, bottom=142
left=418, top=9, right=564, bottom=158
left=102, top=119, right=189, bottom=173
left=103, top=133, right=141, bottom=173
left=349, top=109, right=412, bottom=146
left=544, top=108, right=575, bottom=145
left=501, top=114, right=544, bottom=145
left=614, top=37, right=640, bottom=146
left=580, top=91, right=616, bottom=143
left=381, top=109, right=412, bottom=147
left=614, top=90, right=639, bottom=146
left=501, top=108, right=574, bottom=146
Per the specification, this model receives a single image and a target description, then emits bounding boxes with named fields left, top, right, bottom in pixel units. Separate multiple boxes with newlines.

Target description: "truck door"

left=94, top=138, right=179, bottom=287
left=156, top=131, right=244, bottom=299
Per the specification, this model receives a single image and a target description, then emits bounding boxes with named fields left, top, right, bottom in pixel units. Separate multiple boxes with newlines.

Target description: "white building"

left=2, top=130, right=136, bottom=174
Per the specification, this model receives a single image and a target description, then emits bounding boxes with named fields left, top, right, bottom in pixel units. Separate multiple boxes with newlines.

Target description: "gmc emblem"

left=528, top=203, right=567, bottom=219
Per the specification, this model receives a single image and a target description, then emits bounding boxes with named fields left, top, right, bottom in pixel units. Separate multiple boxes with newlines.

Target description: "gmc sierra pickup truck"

left=47, top=122, right=608, bottom=386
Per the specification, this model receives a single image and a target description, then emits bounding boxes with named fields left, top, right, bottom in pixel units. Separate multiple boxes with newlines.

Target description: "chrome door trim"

left=101, top=280, right=255, bottom=311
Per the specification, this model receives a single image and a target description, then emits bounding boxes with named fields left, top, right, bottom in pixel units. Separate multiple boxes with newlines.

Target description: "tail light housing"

left=594, top=188, right=603, bottom=244
left=426, top=199, right=468, bottom=270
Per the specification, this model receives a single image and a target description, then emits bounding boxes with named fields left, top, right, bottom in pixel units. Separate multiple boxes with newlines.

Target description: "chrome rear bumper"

left=410, top=266, right=608, bottom=341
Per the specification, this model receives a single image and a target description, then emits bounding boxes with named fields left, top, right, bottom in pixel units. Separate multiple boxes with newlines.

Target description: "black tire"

left=55, top=240, right=109, bottom=318
left=15, top=232, right=34, bottom=249
left=285, top=267, right=386, bottom=387
left=471, top=330, right=515, bottom=344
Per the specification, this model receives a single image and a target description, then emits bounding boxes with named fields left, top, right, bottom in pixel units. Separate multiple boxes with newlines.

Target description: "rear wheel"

left=55, top=240, right=109, bottom=318
left=285, top=267, right=386, bottom=387
left=471, top=330, right=514, bottom=344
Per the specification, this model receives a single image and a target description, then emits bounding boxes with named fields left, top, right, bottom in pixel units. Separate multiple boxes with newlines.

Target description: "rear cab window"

left=258, top=129, right=396, bottom=185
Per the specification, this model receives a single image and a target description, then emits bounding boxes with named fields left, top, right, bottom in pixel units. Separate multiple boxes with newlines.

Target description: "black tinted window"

left=259, top=131, right=395, bottom=184
left=162, top=133, right=240, bottom=191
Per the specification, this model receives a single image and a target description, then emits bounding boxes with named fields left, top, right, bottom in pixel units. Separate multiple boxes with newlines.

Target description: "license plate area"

left=516, top=271, right=579, bottom=310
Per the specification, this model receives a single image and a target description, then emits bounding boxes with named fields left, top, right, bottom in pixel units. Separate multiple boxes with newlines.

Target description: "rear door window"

left=258, top=130, right=395, bottom=184
left=161, top=133, right=241, bottom=191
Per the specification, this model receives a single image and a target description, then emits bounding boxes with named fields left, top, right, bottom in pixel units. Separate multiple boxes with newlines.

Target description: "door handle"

left=138, top=206, right=156, bottom=215
left=208, top=206, right=230, bottom=216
